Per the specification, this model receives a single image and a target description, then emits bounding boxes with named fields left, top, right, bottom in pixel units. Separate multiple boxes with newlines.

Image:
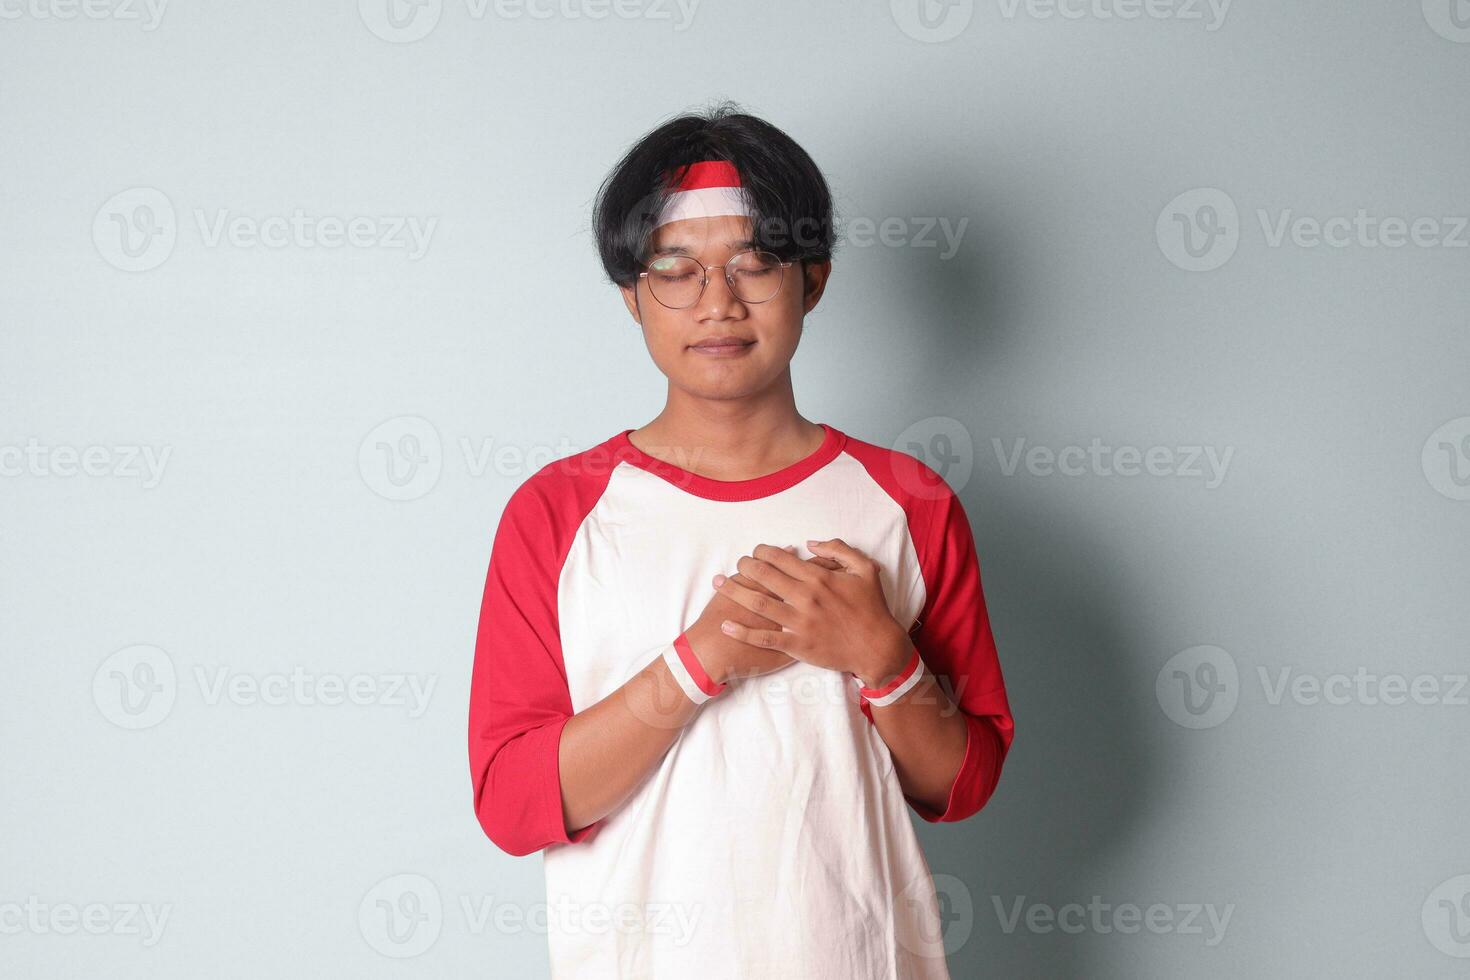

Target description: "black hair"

left=591, top=101, right=835, bottom=288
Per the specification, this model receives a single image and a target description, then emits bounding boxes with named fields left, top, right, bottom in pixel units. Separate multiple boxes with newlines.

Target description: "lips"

left=689, top=336, right=755, bottom=349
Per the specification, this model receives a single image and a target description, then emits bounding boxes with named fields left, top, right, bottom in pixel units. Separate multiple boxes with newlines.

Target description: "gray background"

left=3, top=0, right=1468, bottom=976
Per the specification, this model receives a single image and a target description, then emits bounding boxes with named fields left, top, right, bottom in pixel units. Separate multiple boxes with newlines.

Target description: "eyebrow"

left=649, top=238, right=757, bottom=257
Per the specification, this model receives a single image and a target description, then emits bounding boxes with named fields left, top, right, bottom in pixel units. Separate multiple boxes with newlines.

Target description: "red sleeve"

left=468, top=475, right=605, bottom=857
left=901, top=484, right=1015, bottom=823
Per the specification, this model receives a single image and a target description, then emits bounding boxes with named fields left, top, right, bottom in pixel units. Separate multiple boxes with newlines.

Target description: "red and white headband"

left=654, top=160, right=756, bottom=230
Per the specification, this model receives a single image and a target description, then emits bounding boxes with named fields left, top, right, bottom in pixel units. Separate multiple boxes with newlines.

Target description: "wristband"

left=662, top=632, right=727, bottom=705
left=855, top=647, right=924, bottom=707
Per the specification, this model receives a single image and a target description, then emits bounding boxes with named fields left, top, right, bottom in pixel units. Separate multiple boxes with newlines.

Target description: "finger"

left=709, top=576, right=782, bottom=629
left=727, top=570, right=780, bottom=598
left=750, top=543, right=823, bottom=584
left=805, top=555, right=843, bottom=572
left=735, top=553, right=806, bottom=598
left=711, top=571, right=779, bottom=599
left=719, top=619, right=795, bottom=653
left=714, top=575, right=800, bottom=628
left=805, top=537, right=872, bottom=574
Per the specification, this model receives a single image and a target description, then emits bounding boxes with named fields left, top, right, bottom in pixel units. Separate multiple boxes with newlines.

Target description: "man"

left=469, top=103, right=1014, bottom=979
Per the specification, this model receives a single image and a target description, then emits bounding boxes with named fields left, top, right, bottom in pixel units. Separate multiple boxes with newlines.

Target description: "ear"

left=619, top=281, right=642, bottom=325
left=801, top=259, right=832, bottom=314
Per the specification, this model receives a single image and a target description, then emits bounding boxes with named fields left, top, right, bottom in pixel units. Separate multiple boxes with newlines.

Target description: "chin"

left=675, top=371, right=774, bottom=401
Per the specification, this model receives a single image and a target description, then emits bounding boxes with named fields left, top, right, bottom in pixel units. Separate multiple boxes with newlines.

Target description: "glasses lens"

left=727, top=251, right=784, bottom=303
left=646, top=256, right=703, bottom=309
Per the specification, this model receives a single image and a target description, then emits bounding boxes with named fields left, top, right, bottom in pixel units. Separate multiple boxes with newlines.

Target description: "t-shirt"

left=468, top=421, right=1015, bottom=979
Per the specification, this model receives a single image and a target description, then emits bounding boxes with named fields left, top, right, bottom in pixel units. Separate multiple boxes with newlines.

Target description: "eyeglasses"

left=637, top=249, right=794, bottom=310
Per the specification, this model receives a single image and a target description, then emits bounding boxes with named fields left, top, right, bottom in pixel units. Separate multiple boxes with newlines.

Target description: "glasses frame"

left=637, top=249, right=795, bottom=310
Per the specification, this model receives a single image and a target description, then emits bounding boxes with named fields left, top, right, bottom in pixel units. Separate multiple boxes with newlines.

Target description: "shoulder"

left=496, top=430, right=631, bottom=532
left=836, top=427, right=960, bottom=510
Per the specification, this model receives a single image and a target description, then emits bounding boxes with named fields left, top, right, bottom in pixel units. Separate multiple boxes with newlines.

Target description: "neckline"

left=613, top=422, right=845, bottom=501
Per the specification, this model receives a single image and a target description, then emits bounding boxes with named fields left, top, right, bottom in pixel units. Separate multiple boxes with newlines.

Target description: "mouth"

left=688, top=336, right=756, bottom=357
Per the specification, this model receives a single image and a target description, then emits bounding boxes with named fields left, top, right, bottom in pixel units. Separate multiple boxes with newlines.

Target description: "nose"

left=696, top=265, right=744, bottom=319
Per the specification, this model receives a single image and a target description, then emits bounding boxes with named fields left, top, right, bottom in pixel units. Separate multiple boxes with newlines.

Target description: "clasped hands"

left=683, top=539, right=915, bottom=691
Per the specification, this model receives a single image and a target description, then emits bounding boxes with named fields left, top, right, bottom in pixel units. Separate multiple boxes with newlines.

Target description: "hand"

left=712, top=539, right=913, bottom=687
left=685, top=552, right=843, bottom=685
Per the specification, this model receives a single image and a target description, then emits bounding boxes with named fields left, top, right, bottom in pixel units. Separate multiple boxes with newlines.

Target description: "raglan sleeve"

left=902, top=483, right=1016, bottom=824
left=468, top=481, right=602, bottom=856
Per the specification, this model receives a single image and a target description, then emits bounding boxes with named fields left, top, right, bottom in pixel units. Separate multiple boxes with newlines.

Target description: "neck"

left=632, top=371, right=826, bottom=480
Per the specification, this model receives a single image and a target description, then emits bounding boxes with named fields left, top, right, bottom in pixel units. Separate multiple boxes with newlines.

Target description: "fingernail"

left=721, top=621, right=735, bottom=633
left=782, top=545, right=797, bottom=553
left=713, top=574, right=726, bottom=587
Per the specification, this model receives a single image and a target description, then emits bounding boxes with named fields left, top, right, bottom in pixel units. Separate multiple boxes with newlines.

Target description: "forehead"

left=646, top=213, right=756, bottom=258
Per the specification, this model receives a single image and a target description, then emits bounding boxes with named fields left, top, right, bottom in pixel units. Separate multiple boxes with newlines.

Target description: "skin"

left=557, top=212, right=969, bottom=835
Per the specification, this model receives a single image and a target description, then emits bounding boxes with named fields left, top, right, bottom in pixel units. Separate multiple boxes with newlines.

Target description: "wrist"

left=681, top=623, right=728, bottom=684
left=854, top=642, right=924, bottom=708
left=854, top=627, right=917, bottom=690
left=664, top=630, right=728, bottom=705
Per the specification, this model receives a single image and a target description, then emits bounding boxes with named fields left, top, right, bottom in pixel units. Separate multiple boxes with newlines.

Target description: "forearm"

left=859, top=642, right=969, bottom=814
left=556, top=651, right=701, bottom=834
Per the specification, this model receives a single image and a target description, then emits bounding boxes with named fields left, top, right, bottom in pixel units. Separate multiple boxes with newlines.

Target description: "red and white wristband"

left=854, top=646, right=924, bottom=707
left=663, top=633, right=727, bottom=705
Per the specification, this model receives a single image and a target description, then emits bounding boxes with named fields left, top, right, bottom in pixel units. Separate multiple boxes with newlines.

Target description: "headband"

left=653, top=160, right=756, bottom=230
